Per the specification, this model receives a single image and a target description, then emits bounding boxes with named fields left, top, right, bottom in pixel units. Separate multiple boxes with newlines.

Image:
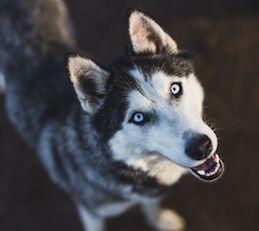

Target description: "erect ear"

left=128, top=9, right=178, bottom=55
left=67, top=54, right=110, bottom=114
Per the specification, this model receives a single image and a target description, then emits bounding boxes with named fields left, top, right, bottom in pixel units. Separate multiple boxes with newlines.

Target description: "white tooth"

left=216, top=154, right=219, bottom=162
left=207, top=162, right=220, bottom=177
left=198, top=160, right=221, bottom=178
left=198, top=170, right=205, bottom=175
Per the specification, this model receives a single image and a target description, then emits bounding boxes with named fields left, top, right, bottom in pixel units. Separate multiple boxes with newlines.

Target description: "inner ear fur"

left=128, top=9, right=178, bottom=55
left=67, top=54, right=110, bottom=114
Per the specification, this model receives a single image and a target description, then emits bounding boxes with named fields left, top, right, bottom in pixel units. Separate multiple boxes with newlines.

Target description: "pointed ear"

left=67, top=54, right=110, bottom=114
left=128, top=9, right=178, bottom=55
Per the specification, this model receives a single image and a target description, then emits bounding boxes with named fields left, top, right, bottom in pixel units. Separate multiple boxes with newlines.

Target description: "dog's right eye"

left=129, top=112, right=149, bottom=125
left=170, top=82, right=182, bottom=98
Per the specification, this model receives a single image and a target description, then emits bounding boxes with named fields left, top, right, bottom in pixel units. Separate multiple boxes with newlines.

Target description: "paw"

left=151, top=209, right=185, bottom=231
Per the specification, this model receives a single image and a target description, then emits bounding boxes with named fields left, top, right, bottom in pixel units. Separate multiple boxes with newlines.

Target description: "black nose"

left=185, top=135, right=212, bottom=160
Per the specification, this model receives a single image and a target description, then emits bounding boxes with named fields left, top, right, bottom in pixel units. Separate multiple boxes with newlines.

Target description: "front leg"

left=141, top=200, right=185, bottom=231
left=76, top=204, right=105, bottom=231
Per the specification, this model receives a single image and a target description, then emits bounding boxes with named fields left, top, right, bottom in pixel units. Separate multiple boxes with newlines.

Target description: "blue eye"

left=133, top=112, right=144, bottom=123
left=170, top=82, right=182, bottom=97
left=129, top=112, right=150, bottom=125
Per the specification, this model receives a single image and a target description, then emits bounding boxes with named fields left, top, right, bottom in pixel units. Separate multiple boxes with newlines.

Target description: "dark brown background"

left=0, top=0, right=258, bottom=230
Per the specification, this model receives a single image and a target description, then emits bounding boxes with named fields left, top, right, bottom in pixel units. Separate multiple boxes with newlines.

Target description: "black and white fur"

left=0, top=1, right=223, bottom=230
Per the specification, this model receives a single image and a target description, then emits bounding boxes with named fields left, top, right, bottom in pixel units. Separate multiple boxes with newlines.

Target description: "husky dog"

left=0, top=0, right=224, bottom=230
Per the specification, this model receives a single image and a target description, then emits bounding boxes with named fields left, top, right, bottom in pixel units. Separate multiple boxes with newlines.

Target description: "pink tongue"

left=192, top=154, right=217, bottom=171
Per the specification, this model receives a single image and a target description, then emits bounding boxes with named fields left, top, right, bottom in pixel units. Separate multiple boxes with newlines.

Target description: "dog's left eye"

left=170, top=82, right=182, bottom=98
left=129, top=112, right=149, bottom=125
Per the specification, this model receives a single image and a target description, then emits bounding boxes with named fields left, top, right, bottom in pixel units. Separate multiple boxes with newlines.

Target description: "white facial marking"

left=109, top=68, right=218, bottom=185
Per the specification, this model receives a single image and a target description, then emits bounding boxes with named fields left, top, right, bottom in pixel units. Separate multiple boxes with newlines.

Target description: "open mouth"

left=190, top=153, right=224, bottom=182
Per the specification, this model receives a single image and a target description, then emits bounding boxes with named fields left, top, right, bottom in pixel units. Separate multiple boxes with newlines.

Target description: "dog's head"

left=67, top=10, right=224, bottom=184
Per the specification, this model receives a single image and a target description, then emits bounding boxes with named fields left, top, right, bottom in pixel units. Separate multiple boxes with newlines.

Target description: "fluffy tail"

left=0, top=0, right=75, bottom=89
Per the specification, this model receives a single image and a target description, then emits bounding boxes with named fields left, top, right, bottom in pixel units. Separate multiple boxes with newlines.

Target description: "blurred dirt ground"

left=0, top=0, right=258, bottom=230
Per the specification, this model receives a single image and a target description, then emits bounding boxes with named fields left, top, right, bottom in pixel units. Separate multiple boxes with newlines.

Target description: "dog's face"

left=67, top=10, right=224, bottom=184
